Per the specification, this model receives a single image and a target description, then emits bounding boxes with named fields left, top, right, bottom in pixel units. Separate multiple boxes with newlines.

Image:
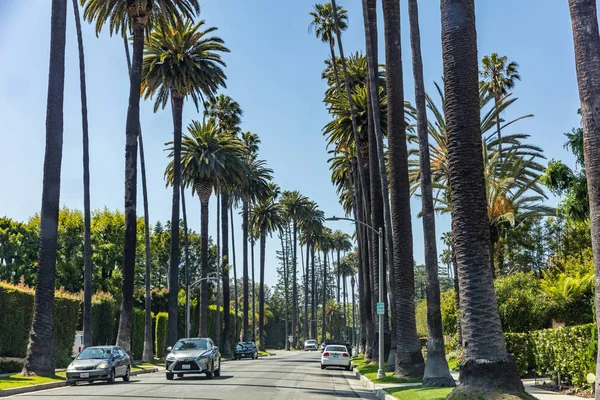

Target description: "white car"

left=304, top=340, right=318, bottom=351
left=320, top=345, right=351, bottom=371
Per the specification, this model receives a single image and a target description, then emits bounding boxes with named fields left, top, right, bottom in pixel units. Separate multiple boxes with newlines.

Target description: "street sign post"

left=376, top=302, right=384, bottom=315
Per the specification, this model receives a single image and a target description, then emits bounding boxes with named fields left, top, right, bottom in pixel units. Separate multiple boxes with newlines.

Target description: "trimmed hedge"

left=91, top=291, right=116, bottom=346
left=131, top=308, right=145, bottom=360
left=504, top=323, right=596, bottom=389
left=155, top=312, right=168, bottom=359
left=0, top=281, right=81, bottom=368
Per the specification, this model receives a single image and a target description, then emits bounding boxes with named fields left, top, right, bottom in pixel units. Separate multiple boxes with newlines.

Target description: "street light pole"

left=324, top=216, right=385, bottom=378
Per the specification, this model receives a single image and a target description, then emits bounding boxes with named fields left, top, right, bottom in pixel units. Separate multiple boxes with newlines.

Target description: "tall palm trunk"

left=72, top=0, right=92, bottom=349
left=181, top=184, right=190, bottom=340
left=280, top=232, right=290, bottom=350
left=22, top=0, right=67, bottom=377
left=231, top=206, right=239, bottom=341
left=336, top=249, right=341, bottom=304
left=199, top=196, right=210, bottom=338
left=242, top=199, right=250, bottom=341
left=568, top=1, right=600, bottom=397
left=441, top=0, right=522, bottom=394
left=122, top=34, right=152, bottom=361
left=405, top=0, right=453, bottom=386
left=342, top=273, right=347, bottom=339
left=321, top=250, right=327, bottom=343
left=351, top=276, right=356, bottom=349
left=215, top=190, right=221, bottom=347
left=116, top=16, right=144, bottom=353
left=292, top=221, right=298, bottom=348
left=221, top=194, right=231, bottom=356
left=303, top=240, right=310, bottom=343
left=167, top=94, right=184, bottom=349
left=310, top=245, right=316, bottom=339
left=250, top=208, right=256, bottom=342
left=258, top=229, right=267, bottom=351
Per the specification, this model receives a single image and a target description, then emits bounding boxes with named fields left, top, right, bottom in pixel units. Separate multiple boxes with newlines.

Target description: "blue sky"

left=0, top=1, right=583, bottom=288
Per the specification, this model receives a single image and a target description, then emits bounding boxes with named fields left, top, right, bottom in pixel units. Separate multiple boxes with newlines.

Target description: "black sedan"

left=234, top=342, right=258, bottom=360
left=66, top=346, right=131, bottom=385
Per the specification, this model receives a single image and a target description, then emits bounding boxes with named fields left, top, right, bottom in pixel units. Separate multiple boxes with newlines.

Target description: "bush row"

left=0, top=281, right=81, bottom=368
left=505, top=323, right=596, bottom=388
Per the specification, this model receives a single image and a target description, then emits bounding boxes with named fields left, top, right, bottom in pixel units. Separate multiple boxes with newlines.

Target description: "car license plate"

left=182, top=364, right=191, bottom=369
left=79, top=373, right=89, bottom=378
left=332, top=354, right=339, bottom=358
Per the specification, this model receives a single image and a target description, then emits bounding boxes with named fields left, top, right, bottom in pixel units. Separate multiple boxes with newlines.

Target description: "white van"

left=72, top=331, right=83, bottom=358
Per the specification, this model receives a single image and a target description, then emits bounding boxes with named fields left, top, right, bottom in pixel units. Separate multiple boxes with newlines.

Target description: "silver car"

left=66, top=346, right=131, bottom=385
left=165, top=338, right=221, bottom=380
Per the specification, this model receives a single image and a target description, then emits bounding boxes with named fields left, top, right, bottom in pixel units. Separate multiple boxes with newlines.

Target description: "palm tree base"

left=393, top=349, right=424, bottom=379
left=447, top=385, right=534, bottom=400
left=452, top=357, right=524, bottom=395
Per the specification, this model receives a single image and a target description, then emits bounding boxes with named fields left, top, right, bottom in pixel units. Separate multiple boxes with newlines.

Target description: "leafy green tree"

left=81, top=0, right=200, bottom=353
left=0, top=217, right=38, bottom=286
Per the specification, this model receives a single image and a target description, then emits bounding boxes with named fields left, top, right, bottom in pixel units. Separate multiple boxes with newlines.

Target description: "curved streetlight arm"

left=325, top=216, right=380, bottom=236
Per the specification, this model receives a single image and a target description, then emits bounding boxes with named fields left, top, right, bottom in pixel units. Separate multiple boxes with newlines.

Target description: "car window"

left=118, top=348, right=126, bottom=357
left=77, top=347, right=112, bottom=360
left=325, top=346, right=347, bottom=352
left=173, top=339, right=209, bottom=351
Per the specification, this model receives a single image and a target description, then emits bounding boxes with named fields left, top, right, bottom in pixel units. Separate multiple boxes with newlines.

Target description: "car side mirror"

left=166, top=347, right=172, bottom=352
left=214, top=347, right=219, bottom=352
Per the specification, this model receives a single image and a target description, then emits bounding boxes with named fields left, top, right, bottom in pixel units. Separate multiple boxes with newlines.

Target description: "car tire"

left=345, top=365, right=351, bottom=371
left=67, top=380, right=76, bottom=386
left=166, top=373, right=174, bottom=380
left=205, top=363, right=214, bottom=379
left=321, top=364, right=325, bottom=370
left=106, top=368, right=115, bottom=384
left=123, top=367, right=131, bottom=382
left=214, top=359, right=221, bottom=377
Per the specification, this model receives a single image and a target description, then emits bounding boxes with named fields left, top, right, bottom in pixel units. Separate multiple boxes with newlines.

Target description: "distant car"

left=304, top=340, right=318, bottom=351
left=66, top=346, right=131, bottom=385
left=319, top=339, right=352, bottom=356
left=319, top=342, right=326, bottom=352
left=321, top=345, right=351, bottom=371
left=165, top=338, right=221, bottom=380
left=234, top=342, right=258, bottom=360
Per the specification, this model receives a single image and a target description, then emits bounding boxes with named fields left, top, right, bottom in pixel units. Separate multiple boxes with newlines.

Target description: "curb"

left=0, top=367, right=159, bottom=398
left=352, top=366, right=396, bottom=400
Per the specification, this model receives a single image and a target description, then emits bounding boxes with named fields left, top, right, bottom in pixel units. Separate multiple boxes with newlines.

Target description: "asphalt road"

left=6, top=351, right=378, bottom=400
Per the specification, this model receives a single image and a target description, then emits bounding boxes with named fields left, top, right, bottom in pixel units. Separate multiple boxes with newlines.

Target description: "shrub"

left=495, top=272, right=551, bottom=333
left=504, top=332, right=533, bottom=376
left=155, top=312, right=168, bottom=359
left=131, top=308, right=145, bottom=360
left=415, top=299, right=427, bottom=337
left=0, top=360, right=23, bottom=374
left=440, top=290, right=457, bottom=336
left=91, top=291, right=116, bottom=346
left=53, top=289, right=82, bottom=367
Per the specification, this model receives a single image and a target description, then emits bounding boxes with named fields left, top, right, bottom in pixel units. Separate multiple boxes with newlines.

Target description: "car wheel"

left=346, top=365, right=351, bottom=371
left=205, top=364, right=214, bottom=380
left=106, top=368, right=115, bottom=384
left=321, top=364, right=325, bottom=370
left=123, top=366, right=131, bottom=382
left=166, top=373, right=174, bottom=380
left=214, top=359, right=221, bottom=377
left=177, top=373, right=184, bottom=378
left=67, top=380, right=76, bottom=386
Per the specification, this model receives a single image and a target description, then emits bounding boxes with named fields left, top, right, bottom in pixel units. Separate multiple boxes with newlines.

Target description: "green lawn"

left=0, top=374, right=65, bottom=391
left=353, top=356, right=421, bottom=385
left=258, top=350, right=272, bottom=356
left=386, top=386, right=453, bottom=400
left=132, top=362, right=157, bottom=372
left=447, top=357, right=459, bottom=371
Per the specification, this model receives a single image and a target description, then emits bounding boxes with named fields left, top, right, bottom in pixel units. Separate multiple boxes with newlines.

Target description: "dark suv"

left=234, top=342, right=258, bottom=360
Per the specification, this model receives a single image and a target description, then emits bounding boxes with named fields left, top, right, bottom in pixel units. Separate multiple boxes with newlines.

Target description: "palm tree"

left=405, top=0, right=454, bottom=386
left=167, top=119, right=247, bottom=337
left=330, top=230, right=351, bottom=307
left=567, top=0, right=600, bottom=393
left=251, top=199, right=284, bottom=351
left=317, top=228, right=333, bottom=343
left=21, top=0, right=67, bottom=377
left=339, top=253, right=356, bottom=340
left=480, top=52, right=521, bottom=158
left=81, top=0, right=200, bottom=352
left=299, top=202, right=324, bottom=342
left=122, top=34, right=154, bottom=363
left=205, top=94, right=243, bottom=356
left=239, top=154, right=272, bottom=341
left=142, top=18, right=228, bottom=348
left=280, top=191, right=311, bottom=348
left=71, top=0, right=93, bottom=350
left=441, top=0, right=523, bottom=395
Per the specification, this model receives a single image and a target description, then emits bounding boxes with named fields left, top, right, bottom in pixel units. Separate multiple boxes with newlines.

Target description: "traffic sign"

left=356, top=329, right=359, bottom=334
left=376, top=302, right=384, bottom=315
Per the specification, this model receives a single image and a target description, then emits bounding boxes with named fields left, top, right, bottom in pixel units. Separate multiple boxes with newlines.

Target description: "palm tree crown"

left=142, top=19, right=229, bottom=111
left=204, top=94, right=243, bottom=135
left=309, top=2, right=348, bottom=47
left=480, top=53, right=521, bottom=99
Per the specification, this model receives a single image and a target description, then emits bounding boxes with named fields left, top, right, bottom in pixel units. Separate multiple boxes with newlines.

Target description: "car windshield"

left=173, top=339, right=209, bottom=351
left=306, top=340, right=317, bottom=344
left=238, top=342, right=255, bottom=349
left=77, top=347, right=112, bottom=360
left=325, top=346, right=347, bottom=353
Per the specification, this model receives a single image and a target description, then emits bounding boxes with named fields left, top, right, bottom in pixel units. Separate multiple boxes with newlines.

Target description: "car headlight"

left=195, top=356, right=209, bottom=363
left=166, top=354, right=176, bottom=362
left=67, top=364, right=76, bottom=371
left=97, top=362, right=110, bottom=369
